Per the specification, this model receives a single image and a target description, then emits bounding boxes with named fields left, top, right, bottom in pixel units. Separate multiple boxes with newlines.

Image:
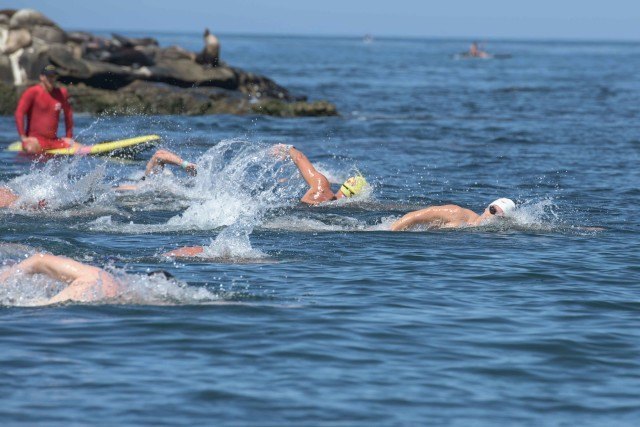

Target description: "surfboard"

left=6, top=134, right=160, bottom=157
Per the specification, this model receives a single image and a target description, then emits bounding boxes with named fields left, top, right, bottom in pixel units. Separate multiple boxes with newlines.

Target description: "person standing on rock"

left=14, top=64, right=83, bottom=154
left=196, top=28, right=220, bottom=67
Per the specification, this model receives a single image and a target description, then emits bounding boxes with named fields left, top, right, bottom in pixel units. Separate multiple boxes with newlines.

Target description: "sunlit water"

left=1, top=35, right=639, bottom=425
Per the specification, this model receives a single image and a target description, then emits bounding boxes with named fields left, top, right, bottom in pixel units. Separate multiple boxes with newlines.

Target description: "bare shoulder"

left=426, top=204, right=468, bottom=215
left=429, top=204, right=477, bottom=224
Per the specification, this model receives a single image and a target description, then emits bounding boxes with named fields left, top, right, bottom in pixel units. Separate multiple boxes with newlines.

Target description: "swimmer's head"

left=488, top=198, right=516, bottom=217
left=340, top=175, right=368, bottom=198
left=147, top=270, right=175, bottom=280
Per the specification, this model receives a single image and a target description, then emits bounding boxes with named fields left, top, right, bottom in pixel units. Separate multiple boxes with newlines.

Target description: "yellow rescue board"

left=6, top=135, right=160, bottom=156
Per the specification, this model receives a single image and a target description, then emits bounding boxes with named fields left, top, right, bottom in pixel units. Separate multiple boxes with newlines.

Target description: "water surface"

left=1, top=35, right=639, bottom=426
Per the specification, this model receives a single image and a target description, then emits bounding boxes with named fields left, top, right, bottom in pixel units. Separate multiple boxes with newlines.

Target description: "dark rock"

left=65, top=81, right=335, bottom=117
left=111, top=33, right=158, bottom=48
left=0, top=8, right=337, bottom=117
left=31, top=24, right=66, bottom=44
left=0, top=56, right=12, bottom=82
left=0, top=81, right=18, bottom=115
left=103, top=47, right=155, bottom=67
left=251, top=99, right=338, bottom=117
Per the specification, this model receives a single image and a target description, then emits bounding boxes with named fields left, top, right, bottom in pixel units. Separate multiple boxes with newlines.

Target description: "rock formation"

left=0, top=9, right=337, bottom=117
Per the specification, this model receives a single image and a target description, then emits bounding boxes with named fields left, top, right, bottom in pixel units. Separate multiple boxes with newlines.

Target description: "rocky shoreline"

left=0, top=9, right=337, bottom=117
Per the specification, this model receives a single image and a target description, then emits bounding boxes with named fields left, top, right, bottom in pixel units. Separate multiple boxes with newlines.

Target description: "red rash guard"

left=15, top=84, right=74, bottom=149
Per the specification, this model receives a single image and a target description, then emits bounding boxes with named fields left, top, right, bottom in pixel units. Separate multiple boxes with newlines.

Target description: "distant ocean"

left=1, top=34, right=640, bottom=425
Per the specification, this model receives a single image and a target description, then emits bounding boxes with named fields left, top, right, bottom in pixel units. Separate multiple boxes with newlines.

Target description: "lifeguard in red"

left=14, top=65, right=76, bottom=153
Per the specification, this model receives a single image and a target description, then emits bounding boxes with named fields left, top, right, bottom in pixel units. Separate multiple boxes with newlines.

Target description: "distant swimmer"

left=115, top=149, right=197, bottom=191
left=468, top=41, right=490, bottom=58
left=0, top=253, right=121, bottom=305
left=391, top=198, right=516, bottom=231
left=273, top=144, right=368, bottom=205
left=14, top=65, right=84, bottom=154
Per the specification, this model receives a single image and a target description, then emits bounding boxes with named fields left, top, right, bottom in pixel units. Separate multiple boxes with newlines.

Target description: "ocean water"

left=1, top=34, right=640, bottom=426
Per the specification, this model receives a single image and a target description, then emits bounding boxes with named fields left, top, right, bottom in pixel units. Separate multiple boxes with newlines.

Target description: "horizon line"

left=72, top=28, right=640, bottom=44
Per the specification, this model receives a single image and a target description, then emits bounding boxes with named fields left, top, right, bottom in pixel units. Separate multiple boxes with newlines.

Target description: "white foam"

left=200, top=224, right=268, bottom=260
left=116, top=271, right=222, bottom=305
left=6, top=159, right=115, bottom=212
left=0, top=262, right=223, bottom=307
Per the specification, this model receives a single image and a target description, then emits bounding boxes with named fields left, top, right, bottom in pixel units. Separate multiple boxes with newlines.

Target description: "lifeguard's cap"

left=40, top=64, right=58, bottom=76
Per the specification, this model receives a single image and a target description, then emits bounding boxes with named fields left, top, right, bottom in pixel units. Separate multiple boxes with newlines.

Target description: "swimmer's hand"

left=180, top=160, right=197, bottom=176
left=21, top=199, right=48, bottom=210
left=272, top=144, right=291, bottom=161
left=185, top=163, right=197, bottom=176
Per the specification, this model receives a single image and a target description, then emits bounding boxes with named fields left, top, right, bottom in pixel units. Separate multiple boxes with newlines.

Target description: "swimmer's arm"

left=145, top=149, right=197, bottom=176
left=390, top=207, right=448, bottom=231
left=113, top=184, right=139, bottom=192
left=2, top=253, right=102, bottom=284
left=288, top=146, right=329, bottom=189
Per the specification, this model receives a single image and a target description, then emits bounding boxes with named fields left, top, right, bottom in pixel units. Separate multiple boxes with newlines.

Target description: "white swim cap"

left=489, top=198, right=516, bottom=216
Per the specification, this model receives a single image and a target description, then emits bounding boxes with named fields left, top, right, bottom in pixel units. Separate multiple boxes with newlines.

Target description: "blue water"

left=1, top=34, right=640, bottom=426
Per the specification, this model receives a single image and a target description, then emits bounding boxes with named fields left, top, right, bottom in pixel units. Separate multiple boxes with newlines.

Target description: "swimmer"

left=390, top=198, right=516, bottom=231
left=0, top=253, right=121, bottom=304
left=468, top=41, right=490, bottom=58
left=115, top=149, right=197, bottom=191
left=273, top=144, right=368, bottom=205
left=164, top=144, right=368, bottom=258
left=1, top=149, right=194, bottom=206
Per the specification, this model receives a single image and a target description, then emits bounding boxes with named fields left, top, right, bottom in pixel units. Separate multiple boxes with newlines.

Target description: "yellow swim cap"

left=340, top=175, right=367, bottom=197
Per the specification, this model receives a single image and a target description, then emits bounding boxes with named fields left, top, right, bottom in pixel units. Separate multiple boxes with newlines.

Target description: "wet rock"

left=70, top=81, right=336, bottom=117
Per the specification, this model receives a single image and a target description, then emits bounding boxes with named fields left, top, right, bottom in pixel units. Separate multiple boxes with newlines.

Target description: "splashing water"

left=0, top=268, right=66, bottom=307
left=167, top=139, right=302, bottom=230
left=199, top=221, right=269, bottom=261
left=115, top=270, right=223, bottom=306
left=5, top=158, right=115, bottom=212
left=508, top=198, right=561, bottom=227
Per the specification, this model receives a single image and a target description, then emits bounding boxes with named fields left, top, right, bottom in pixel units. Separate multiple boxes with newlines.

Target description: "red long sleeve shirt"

left=15, top=84, right=74, bottom=139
